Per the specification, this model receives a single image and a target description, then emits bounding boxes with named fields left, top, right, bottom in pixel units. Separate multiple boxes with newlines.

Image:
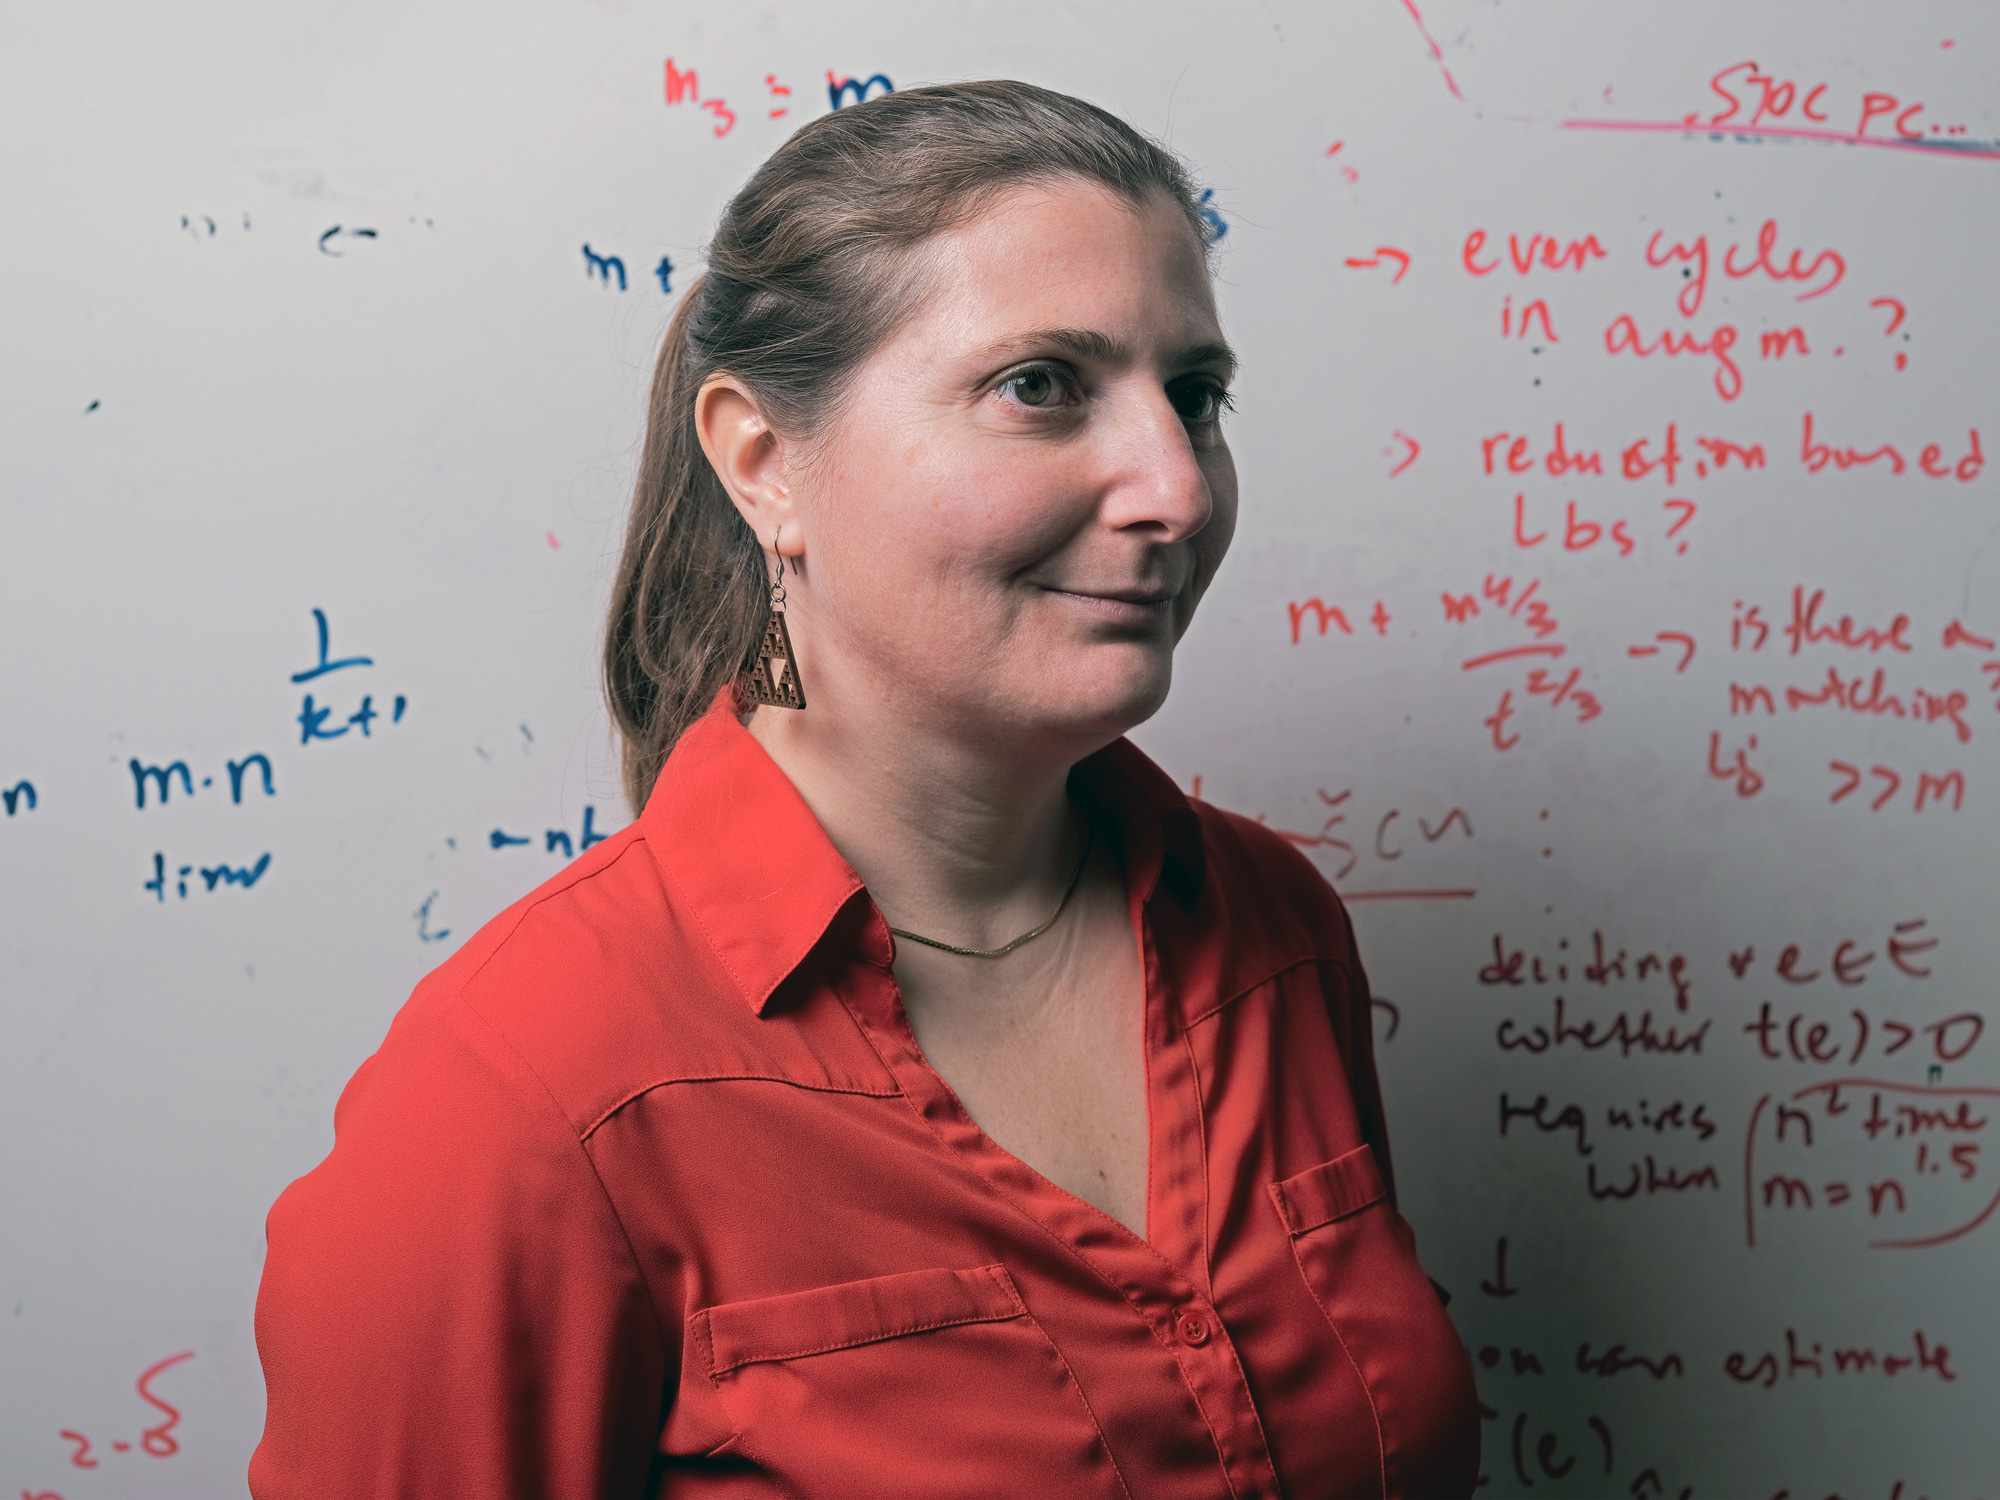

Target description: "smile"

left=1041, top=586, right=1177, bottom=624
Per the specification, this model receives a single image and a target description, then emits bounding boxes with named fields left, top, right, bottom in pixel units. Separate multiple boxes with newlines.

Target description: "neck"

left=747, top=700, right=1098, bottom=951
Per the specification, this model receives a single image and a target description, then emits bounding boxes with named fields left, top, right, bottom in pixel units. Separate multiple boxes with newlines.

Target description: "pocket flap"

left=700, top=1264, right=1026, bottom=1376
left=1268, top=1143, right=1388, bottom=1236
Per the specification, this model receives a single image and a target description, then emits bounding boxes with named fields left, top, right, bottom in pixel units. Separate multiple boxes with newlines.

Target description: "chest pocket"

left=1269, top=1145, right=1480, bottom=1499
left=691, top=1264, right=1131, bottom=1500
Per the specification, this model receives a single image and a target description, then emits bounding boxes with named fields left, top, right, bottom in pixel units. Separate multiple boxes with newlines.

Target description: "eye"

left=1169, top=377, right=1235, bottom=427
left=997, top=363, right=1080, bottom=410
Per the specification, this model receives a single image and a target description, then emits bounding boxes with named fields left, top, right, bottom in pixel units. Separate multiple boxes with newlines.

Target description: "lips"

left=1036, top=584, right=1180, bottom=629
left=1062, top=587, right=1175, bottom=606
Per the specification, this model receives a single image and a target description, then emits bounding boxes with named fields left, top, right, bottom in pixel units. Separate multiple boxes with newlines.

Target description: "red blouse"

left=251, top=695, right=1479, bottom=1499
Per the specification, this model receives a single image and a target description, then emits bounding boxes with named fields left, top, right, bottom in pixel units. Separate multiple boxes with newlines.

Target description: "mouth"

left=1039, top=584, right=1179, bottom=625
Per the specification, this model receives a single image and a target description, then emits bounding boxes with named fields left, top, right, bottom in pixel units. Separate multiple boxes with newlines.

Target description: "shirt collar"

left=640, top=691, right=1205, bottom=1016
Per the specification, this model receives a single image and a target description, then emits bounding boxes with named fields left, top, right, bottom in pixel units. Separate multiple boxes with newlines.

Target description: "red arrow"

left=1345, top=246, right=1411, bottom=283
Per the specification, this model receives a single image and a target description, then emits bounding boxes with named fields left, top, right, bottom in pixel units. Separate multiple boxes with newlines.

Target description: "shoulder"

left=1139, top=796, right=1369, bottom=1030
left=260, top=836, right=674, bottom=1345
left=1190, top=797, right=1359, bottom=963
left=264, top=823, right=714, bottom=1312
left=1077, top=736, right=1363, bottom=1000
left=255, top=838, right=671, bottom=1497
left=348, top=819, right=775, bottom=1149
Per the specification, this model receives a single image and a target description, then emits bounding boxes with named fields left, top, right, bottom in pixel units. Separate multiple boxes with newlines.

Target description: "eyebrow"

left=976, top=327, right=1239, bottom=380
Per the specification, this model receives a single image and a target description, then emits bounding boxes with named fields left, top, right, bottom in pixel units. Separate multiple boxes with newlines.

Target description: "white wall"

left=3, top=1, right=1995, bottom=1492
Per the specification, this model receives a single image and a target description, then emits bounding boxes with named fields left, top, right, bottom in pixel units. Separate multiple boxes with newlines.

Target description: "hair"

left=602, top=79, right=1211, bottom=814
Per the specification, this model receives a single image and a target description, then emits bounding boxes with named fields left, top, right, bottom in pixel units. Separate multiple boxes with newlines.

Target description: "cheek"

left=846, top=451, right=1087, bottom=593
left=804, top=451, right=1025, bottom=641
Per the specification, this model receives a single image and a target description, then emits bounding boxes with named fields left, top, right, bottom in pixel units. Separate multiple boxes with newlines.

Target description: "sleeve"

left=249, top=991, right=668, bottom=1500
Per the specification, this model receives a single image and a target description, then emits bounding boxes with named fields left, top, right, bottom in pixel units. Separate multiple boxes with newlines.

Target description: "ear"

left=694, top=375, right=802, bottom=557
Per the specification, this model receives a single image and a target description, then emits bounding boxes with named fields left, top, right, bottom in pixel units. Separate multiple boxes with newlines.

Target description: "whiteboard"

left=4, top=1, right=1996, bottom=1493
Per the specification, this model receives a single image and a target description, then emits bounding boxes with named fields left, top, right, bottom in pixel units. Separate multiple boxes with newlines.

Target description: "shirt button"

left=1175, top=1311, right=1211, bottom=1347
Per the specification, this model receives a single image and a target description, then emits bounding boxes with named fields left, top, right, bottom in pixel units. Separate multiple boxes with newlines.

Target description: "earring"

left=742, top=547, right=806, bottom=710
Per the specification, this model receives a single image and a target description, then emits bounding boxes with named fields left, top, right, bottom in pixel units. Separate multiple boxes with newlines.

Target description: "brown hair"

left=602, top=80, right=1210, bottom=813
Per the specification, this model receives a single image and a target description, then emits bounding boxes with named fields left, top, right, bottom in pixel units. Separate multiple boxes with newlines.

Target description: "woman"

left=251, top=81, right=1479, bottom=1498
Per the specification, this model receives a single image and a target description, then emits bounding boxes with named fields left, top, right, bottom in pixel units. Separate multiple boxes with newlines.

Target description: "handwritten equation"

left=15, top=1351, right=193, bottom=1500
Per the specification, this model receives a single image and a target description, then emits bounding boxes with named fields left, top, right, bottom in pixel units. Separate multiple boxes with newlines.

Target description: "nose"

left=1097, top=382, right=1216, bottom=544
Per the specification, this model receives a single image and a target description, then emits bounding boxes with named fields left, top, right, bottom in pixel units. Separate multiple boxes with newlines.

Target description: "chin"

left=1029, top=651, right=1175, bottom=748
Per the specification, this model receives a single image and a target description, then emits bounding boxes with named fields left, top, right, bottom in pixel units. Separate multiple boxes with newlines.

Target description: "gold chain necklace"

left=887, top=822, right=1096, bottom=959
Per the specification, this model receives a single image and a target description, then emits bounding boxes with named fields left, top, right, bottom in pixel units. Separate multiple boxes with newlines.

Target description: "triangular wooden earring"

left=741, top=549, right=806, bottom=709
left=745, top=609, right=806, bottom=709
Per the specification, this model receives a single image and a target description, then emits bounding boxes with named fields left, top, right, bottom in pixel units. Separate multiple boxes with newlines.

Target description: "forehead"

left=903, top=179, right=1220, bottom=356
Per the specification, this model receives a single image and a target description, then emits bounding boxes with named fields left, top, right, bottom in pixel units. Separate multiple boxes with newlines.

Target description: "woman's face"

left=780, top=178, right=1238, bottom=755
